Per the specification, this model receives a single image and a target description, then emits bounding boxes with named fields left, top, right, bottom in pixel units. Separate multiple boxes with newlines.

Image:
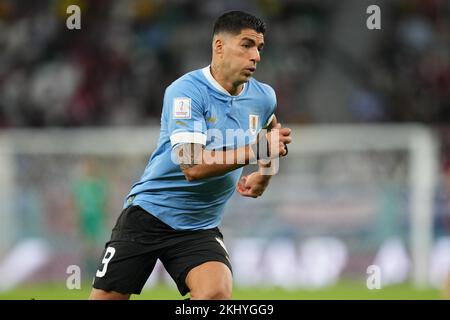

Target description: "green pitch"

left=0, top=282, right=443, bottom=300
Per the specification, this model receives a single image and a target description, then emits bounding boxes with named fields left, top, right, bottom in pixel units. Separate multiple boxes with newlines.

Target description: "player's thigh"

left=89, top=288, right=130, bottom=300
left=160, top=228, right=232, bottom=299
left=186, top=261, right=232, bottom=300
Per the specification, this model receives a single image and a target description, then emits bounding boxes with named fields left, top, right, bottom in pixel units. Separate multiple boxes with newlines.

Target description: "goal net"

left=0, top=125, right=440, bottom=290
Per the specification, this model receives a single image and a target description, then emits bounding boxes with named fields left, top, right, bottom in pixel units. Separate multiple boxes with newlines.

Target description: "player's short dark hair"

left=213, top=11, right=266, bottom=36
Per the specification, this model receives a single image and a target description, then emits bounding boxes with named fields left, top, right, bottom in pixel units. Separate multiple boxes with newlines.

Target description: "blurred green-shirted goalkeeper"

left=71, top=158, right=108, bottom=277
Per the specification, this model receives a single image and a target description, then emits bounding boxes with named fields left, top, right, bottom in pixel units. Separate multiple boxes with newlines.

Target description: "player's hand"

left=267, top=123, right=291, bottom=158
left=236, top=172, right=271, bottom=198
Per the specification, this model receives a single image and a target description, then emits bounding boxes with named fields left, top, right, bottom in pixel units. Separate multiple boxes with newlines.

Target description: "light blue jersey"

left=125, top=66, right=276, bottom=230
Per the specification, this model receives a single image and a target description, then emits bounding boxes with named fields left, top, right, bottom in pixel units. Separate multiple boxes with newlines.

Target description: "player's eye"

left=242, top=44, right=251, bottom=48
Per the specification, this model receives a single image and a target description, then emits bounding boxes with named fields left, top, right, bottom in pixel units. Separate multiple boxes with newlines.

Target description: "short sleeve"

left=164, top=80, right=208, bottom=149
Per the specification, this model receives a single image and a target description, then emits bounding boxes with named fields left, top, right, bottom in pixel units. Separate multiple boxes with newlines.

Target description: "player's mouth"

left=246, top=67, right=256, bottom=73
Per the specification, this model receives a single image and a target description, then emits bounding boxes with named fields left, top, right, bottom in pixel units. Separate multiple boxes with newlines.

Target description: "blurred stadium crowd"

left=0, top=0, right=448, bottom=127
left=1, top=0, right=450, bottom=225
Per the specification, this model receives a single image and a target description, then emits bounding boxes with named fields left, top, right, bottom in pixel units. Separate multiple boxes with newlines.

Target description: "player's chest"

left=205, top=99, right=264, bottom=133
left=204, top=99, right=265, bottom=149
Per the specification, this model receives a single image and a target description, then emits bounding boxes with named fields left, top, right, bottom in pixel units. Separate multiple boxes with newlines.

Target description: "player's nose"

left=251, top=48, right=261, bottom=63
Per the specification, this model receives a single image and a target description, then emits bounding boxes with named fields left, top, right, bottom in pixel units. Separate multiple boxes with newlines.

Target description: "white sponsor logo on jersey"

left=173, top=97, right=192, bottom=119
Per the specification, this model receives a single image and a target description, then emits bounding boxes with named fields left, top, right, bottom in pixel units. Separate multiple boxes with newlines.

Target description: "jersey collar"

left=202, top=65, right=247, bottom=97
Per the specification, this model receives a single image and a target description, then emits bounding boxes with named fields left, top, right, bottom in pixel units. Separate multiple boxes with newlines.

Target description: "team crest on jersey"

left=173, top=97, right=191, bottom=119
left=249, top=114, right=259, bottom=135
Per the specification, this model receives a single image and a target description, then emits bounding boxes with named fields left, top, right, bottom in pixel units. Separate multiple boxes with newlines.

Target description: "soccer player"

left=89, top=11, right=292, bottom=300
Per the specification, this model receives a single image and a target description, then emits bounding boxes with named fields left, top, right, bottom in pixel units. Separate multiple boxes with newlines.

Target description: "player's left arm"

left=237, top=114, right=288, bottom=198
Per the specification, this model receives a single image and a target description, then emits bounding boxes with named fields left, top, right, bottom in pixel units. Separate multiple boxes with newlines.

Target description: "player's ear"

left=213, top=35, right=224, bottom=57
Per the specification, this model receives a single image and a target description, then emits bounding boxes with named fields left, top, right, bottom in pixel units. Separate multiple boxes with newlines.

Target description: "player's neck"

left=210, top=64, right=244, bottom=96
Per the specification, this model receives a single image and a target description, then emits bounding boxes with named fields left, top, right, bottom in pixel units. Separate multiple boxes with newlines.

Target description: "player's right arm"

left=174, top=129, right=290, bottom=181
left=174, top=143, right=251, bottom=181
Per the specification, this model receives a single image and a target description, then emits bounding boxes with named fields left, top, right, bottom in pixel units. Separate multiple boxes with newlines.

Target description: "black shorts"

left=92, top=205, right=232, bottom=296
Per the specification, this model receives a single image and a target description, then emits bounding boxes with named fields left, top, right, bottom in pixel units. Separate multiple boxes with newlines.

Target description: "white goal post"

left=0, top=124, right=439, bottom=288
left=287, top=125, right=438, bottom=289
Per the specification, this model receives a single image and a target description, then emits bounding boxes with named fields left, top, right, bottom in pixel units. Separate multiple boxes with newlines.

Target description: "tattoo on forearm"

left=180, top=162, right=197, bottom=170
left=176, top=143, right=203, bottom=171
